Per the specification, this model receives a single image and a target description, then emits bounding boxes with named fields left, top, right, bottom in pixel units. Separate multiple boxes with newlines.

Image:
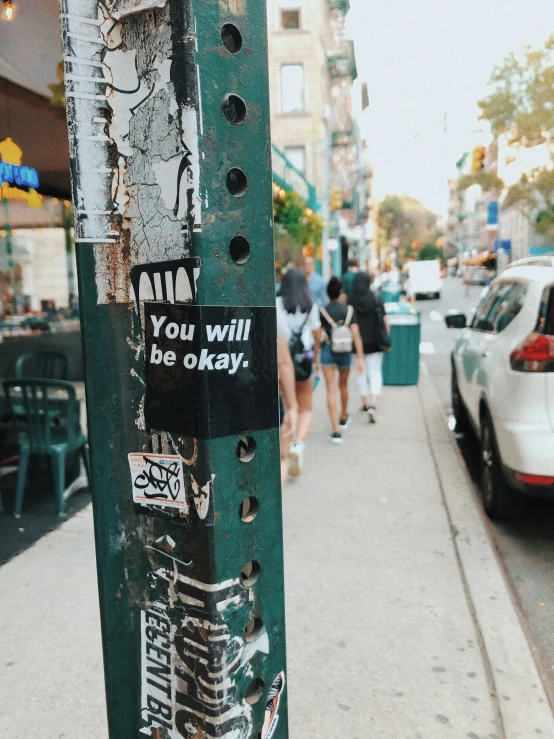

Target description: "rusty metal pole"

left=58, top=1, right=288, bottom=737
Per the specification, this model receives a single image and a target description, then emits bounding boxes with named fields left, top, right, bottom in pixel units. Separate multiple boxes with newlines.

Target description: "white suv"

left=446, top=258, right=554, bottom=520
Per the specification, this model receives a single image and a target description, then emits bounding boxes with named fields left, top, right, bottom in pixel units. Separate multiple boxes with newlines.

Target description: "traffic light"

left=471, top=145, right=486, bottom=173
left=330, top=189, right=343, bottom=211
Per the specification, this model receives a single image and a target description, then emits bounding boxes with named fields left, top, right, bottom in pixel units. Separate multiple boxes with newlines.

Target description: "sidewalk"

left=1, top=369, right=553, bottom=738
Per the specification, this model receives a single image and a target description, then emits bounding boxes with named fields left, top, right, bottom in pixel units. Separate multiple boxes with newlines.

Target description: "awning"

left=465, top=252, right=495, bottom=266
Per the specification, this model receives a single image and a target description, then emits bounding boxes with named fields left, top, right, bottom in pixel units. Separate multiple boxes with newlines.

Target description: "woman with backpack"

left=277, top=268, right=321, bottom=477
left=320, top=277, right=365, bottom=444
left=349, top=272, right=390, bottom=423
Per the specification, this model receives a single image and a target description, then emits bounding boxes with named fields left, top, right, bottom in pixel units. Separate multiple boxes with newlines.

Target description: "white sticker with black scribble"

left=129, top=453, right=187, bottom=510
left=262, top=671, right=285, bottom=739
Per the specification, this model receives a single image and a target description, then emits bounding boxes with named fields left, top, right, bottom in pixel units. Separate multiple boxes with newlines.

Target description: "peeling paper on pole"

left=60, top=0, right=203, bottom=305
left=108, top=0, right=168, bottom=19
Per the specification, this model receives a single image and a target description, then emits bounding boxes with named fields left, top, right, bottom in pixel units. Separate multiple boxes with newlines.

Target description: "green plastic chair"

left=3, top=379, right=90, bottom=518
left=15, top=351, right=69, bottom=381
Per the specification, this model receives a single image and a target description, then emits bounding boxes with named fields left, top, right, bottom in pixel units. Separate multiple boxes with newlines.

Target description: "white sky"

left=346, top=0, right=553, bottom=216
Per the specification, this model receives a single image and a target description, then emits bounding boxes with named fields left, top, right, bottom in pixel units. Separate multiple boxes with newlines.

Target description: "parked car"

left=445, top=258, right=554, bottom=520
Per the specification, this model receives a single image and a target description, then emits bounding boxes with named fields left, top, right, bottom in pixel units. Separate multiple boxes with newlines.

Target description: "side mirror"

left=445, top=312, right=467, bottom=329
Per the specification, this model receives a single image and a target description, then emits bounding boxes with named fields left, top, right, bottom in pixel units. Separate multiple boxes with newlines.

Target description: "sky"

left=346, top=0, right=554, bottom=217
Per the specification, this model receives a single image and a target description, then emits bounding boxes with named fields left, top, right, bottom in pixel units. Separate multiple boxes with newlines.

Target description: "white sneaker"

left=339, top=415, right=350, bottom=431
left=368, top=406, right=377, bottom=424
left=288, top=442, right=305, bottom=478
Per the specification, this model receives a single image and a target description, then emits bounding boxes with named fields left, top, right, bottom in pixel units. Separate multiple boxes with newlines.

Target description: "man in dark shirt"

left=341, top=258, right=359, bottom=299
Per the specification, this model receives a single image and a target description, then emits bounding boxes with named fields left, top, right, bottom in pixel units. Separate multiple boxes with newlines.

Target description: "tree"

left=478, top=35, right=554, bottom=240
left=273, top=190, right=323, bottom=263
left=379, top=194, right=440, bottom=264
left=418, top=243, right=442, bottom=261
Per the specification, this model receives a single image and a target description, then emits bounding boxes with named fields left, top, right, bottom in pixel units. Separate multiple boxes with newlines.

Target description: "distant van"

left=406, top=259, right=442, bottom=299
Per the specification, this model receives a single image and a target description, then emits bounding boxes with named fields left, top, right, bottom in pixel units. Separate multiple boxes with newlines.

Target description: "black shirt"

left=320, top=301, right=358, bottom=343
left=350, top=294, right=384, bottom=354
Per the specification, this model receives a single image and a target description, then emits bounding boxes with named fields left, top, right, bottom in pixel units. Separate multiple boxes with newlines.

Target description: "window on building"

left=281, top=9, right=300, bottom=28
left=279, top=0, right=301, bottom=29
left=281, top=64, right=304, bottom=114
left=285, top=146, right=306, bottom=174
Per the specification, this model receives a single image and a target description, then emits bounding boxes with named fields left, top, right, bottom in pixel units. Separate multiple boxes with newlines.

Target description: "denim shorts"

left=320, top=343, right=352, bottom=370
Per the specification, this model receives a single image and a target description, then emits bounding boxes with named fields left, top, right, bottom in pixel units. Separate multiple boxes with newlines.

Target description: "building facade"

left=267, top=0, right=331, bottom=200
left=267, top=0, right=359, bottom=229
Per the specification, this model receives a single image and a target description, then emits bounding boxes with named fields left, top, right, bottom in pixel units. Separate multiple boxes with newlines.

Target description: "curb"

left=418, top=367, right=554, bottom=737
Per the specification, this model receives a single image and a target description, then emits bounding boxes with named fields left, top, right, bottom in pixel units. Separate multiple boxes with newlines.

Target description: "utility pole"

left=58, top=2, right=288, bottom=738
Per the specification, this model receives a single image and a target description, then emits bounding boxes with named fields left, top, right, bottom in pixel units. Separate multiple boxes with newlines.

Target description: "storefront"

left=1, top=5, right=76, bottom=321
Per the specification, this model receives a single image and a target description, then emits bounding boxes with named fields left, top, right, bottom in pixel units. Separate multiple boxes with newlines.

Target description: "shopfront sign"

left=0, top=138, right=42, bottom=208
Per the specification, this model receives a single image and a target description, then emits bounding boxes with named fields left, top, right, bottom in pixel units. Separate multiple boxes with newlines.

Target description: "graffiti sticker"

left=129, top=452, right=186, bottom=509
left=262, top=672, right=285, bottom=739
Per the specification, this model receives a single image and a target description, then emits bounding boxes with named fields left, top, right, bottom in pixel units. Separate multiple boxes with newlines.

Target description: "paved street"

left=2, top=296, right=554, bottom=737
left=420, top=276, right=554, bottom=692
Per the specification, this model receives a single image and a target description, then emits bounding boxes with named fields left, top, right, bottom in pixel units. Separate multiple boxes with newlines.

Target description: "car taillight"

left=510, top=332, right=554, bottom=372
left=515, top=472, right=554, bottom=486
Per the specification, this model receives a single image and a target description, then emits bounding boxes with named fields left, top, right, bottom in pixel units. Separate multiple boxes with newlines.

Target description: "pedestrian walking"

left=277, top=268, right=321, bottom=477
left=340, top=257, right=359, bottom=299
left=302, top=255, right=327, bottom=308
left=276, top=302, right=298, bottom=485
left=349, top=272, right=390, bottom=423
left=319, top=276, right=364, bottom=444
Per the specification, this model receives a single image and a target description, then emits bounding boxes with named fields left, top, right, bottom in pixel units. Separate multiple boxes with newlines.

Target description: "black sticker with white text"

left=144, top=303, right=278, bottom=439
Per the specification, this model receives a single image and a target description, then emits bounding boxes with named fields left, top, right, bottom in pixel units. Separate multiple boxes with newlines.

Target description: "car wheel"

left=481, top=414, right=526, bottom=521
left=451, top=364, right=469, bottom=432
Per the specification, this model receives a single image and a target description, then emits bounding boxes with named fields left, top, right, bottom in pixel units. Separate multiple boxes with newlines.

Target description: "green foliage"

left=478, top=36, right=554, bottom=149
left=379, top=194, right=440, bottom=265
left=418, top=243, right=442, bottom=261
left=457, top=171, right=504, bottom=193
left=273, top=190, right=323, bottom=250
left=536, top=205, right=554, bottom=235
left=478, top=35, right=554, bottom=240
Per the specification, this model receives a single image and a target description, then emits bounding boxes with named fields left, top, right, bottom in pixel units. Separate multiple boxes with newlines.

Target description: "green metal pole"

left=58, top=2, right=288, bottom=738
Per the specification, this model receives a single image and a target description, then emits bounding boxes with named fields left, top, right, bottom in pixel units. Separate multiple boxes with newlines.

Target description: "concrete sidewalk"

left=1, top=369, right=553, bottom=738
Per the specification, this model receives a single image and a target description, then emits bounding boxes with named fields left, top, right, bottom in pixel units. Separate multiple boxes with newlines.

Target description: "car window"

left=537, top=285, right=554, bottom=335
left=470, top=285, right=500, bottom=331
left=487, top=281, right=527, bottom=333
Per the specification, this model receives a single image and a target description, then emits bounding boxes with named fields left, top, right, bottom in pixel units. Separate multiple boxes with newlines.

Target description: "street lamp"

left=2, top=1, right=15, bottom=21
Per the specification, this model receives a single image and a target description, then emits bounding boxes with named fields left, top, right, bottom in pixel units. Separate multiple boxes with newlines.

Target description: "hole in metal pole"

left=244, top=616, right=264, bottom=642
left=245, top=678, right=265, bottom=705
left=241, top=560, right=261, bottom=588
left=221, top=23, right=242, bottom=53
left=239, top=496, right=259, bottom=523
left=229, top=235, right=250, bottom=264
left=222, top=94, right=247, bottom=125
left=237, top=435, right=256, bottom=462
left=226, top=168, right=248, bottom=197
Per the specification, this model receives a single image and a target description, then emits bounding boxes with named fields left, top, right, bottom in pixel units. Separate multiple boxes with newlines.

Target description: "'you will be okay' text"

left=148, top=314, right=252, bottom=375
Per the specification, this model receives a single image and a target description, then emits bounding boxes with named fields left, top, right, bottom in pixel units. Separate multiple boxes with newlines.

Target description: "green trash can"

left=381, top=284, right=402, bottom=303
left=382, top=303, right=421, bottom=386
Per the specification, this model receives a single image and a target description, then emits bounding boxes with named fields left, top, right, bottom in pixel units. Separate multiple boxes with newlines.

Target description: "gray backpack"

left=320, top=305, right=354, bottom=353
